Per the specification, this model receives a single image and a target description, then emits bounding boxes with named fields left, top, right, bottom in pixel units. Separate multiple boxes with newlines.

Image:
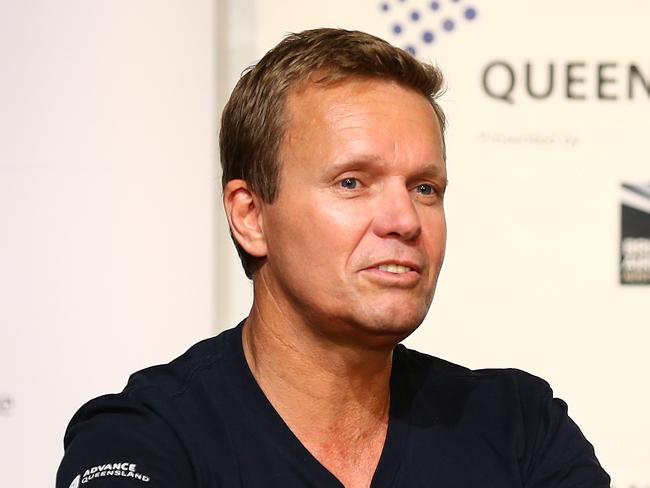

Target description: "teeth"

left=377, top=264, right=412, bottom=274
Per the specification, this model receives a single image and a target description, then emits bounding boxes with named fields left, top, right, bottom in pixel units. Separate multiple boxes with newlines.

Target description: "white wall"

left=214, top=0, right=255, bottom=328
left=0, top=1, right=217, bottom=485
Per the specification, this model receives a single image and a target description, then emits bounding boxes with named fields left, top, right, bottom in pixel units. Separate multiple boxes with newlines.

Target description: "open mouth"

left=376, top=264, right=413, bottom=274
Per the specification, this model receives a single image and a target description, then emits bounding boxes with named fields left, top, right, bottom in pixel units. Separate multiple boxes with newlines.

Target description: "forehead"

left=285, top=76, right=436, bottom=126
left=280, top=78, right=445, bottom=177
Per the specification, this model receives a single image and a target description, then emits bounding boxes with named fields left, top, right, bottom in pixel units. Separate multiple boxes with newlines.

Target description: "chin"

left=354, top=305, right=427, bottom=344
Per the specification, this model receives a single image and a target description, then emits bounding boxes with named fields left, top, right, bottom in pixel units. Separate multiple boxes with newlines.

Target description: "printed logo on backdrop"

left=380, top=1, right=650, bottom=152
left=482, top=61, right=650, bottom=105
left=380, top=0, right=478, bottom=56
left=380, top=1, right=650, bottom=105
left=0, top=393, right=14, bottom=416
left=621, top=182, right=650, bottom=285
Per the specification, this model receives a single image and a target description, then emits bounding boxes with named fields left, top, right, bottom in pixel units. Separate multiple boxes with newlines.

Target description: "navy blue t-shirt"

left=57, top=323, right=610, bottom=487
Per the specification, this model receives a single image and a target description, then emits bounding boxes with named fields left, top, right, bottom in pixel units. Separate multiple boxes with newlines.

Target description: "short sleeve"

left=56, top=393, right=195, bottom=488
left=516, top=372, right=611, bottom=487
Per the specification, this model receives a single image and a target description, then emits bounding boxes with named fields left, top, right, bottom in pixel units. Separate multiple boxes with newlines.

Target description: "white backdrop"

left=0, top=1, right=217, bottom=486
left=221, top=1, right=650, bottom=486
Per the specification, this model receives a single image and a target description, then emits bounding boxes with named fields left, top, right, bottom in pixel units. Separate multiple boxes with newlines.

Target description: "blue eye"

left=340, top=178, right=358, bottom=190
left=417, top=184, right=435, bottom=195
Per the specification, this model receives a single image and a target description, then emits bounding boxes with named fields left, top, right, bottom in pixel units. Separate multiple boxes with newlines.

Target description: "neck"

left=243, top=302, right=393, bottom=434
left=242, top=283, right=396, bottom=487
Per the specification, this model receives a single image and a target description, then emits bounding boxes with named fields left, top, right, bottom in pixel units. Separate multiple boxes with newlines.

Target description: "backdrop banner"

left=229, top=0, right=649, bottom=485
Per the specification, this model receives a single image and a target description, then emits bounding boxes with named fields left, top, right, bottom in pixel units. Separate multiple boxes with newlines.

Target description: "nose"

left=371, top=182, right=421, bottom=241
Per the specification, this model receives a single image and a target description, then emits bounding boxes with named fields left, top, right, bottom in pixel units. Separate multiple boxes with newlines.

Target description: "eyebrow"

left=321, top=157, right=447, bottom=181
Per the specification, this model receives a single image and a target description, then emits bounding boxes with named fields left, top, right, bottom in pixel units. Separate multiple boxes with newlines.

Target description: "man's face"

left=257, top=78, right=447, bottom=346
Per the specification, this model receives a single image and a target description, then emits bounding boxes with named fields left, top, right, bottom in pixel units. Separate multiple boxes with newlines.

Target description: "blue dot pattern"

left=379, top=0, right=479, bottom=54
left=464, top=7, right=476, bottom=20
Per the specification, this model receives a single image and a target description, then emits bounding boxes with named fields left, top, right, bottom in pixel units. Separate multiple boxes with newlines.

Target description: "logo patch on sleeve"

left=71, top=462, right=150, bottom=484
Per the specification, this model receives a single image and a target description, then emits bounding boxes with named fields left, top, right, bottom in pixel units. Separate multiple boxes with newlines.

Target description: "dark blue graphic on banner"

left=621, top=182, right=650, bottom=284
left=380, top=0, right=478, bottom=55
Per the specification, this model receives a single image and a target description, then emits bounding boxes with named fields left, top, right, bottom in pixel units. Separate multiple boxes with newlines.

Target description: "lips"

left=360, top=260, right=422, bottom=288
left=367, top=260, right=422, bottom=274
left=376, top=264, right=413, bottom=274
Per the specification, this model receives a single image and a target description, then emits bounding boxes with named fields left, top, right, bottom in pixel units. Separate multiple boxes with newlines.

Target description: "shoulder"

left=57, top=326, right=241, bottom=488
left=125, top=326, right=238, bottom=397
left=393, top=343, right=550, bottom=396
left=57, top=391, right=193, bottom=487
left=393, top=345, right=552, bottom=422
left=393, top=345, right=610, bottom=487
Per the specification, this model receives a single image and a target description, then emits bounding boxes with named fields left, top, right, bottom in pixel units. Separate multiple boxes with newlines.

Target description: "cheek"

left=309, top=205, right=366, bottom=273
left=265, top=197, right=364, bottom=271
left=422, top=211, right=447, bottom=260
left=315, top=200, right=372, bottom=261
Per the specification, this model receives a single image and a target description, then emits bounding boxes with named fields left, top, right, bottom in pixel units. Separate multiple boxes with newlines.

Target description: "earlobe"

left=223, top=180, right=268, bottom=258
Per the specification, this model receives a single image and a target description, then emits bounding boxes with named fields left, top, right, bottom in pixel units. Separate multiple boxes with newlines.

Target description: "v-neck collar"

left=223, top=322, right=411, bottom=487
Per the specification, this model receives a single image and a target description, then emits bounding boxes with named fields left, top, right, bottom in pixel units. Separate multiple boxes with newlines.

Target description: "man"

left=57, top=28, right=610, bottom=487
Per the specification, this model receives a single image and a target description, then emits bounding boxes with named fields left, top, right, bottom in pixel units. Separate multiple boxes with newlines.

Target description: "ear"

left=223, top=179, right=268, bottom=258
